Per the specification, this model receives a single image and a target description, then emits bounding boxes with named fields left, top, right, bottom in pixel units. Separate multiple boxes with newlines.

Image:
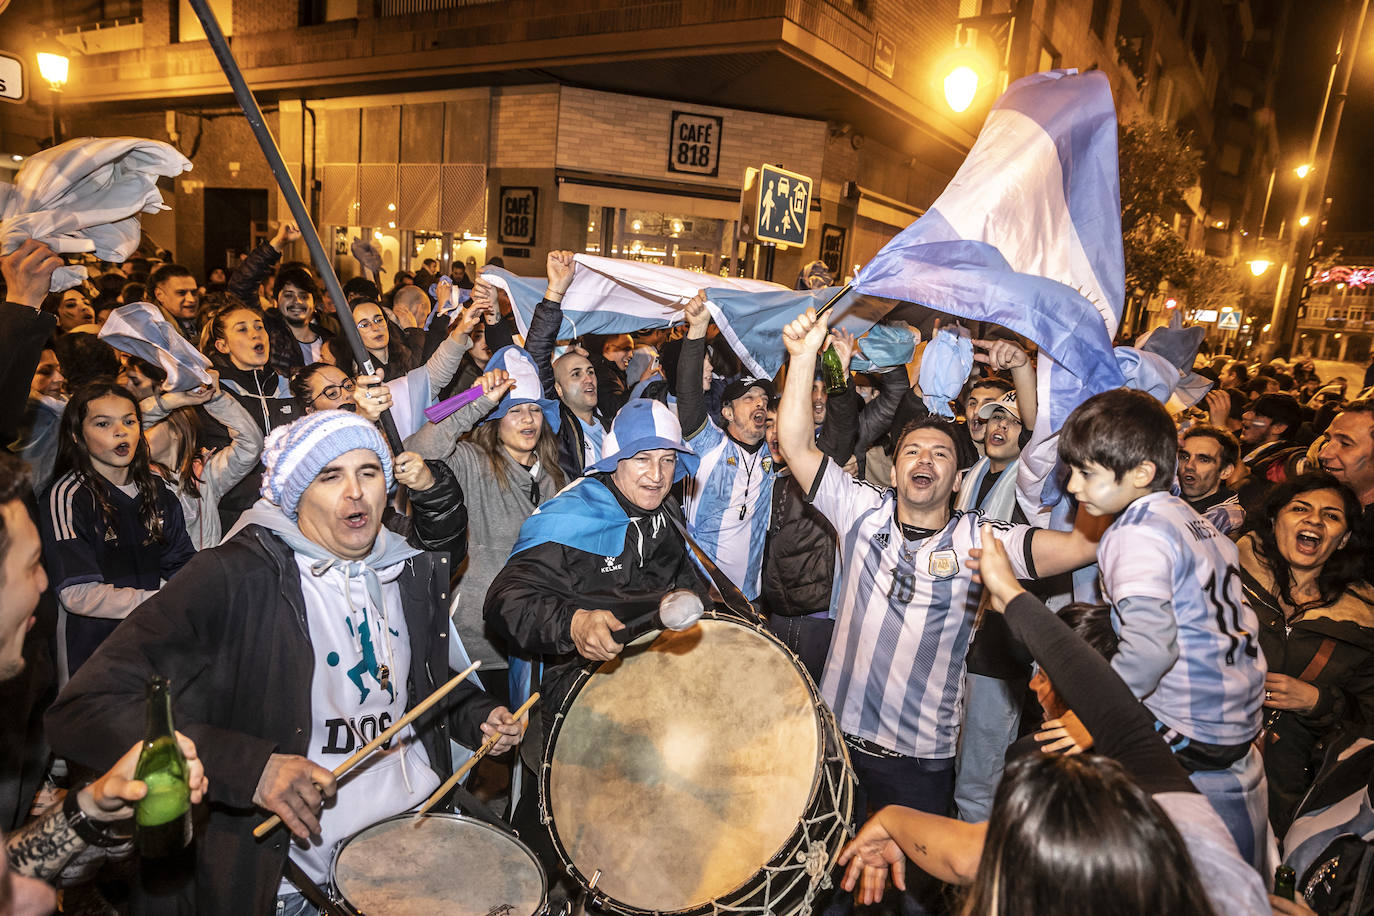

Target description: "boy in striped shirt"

left=1059, top=388, right=1268, bottom=867
left=778, top=309, right=1098, bottom=817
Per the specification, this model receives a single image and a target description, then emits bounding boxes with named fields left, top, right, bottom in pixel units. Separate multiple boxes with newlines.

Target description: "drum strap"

left=282, top=858, right=348, bottom=916
left=665, top=511, right=764, bottom=624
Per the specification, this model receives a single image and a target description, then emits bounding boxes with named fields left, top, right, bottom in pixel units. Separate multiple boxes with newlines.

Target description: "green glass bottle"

left=134, top=676, right=191, bottom=857
left=819, top=344, right=847, bottom=395
left=1274, top=864, right=1296, bottom=901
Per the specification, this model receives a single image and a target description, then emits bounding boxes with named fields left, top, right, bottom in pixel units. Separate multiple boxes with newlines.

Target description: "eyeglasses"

left=356, top=317, right=387, bottom=330
left=311, top=378, right=357, bottom=403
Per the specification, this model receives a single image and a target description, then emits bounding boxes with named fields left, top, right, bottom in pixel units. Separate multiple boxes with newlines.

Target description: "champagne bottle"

left=1274, top=864, right=1296, bottom=901
left=819, top=344, right=847, bottom=395
left=134, top=676, right=192, bottom=857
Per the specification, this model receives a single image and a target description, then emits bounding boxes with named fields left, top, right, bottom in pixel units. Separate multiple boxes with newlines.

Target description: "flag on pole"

left=851, top=68, right=1126, bottom=512
left=852, top=68, right=1125, bottom=421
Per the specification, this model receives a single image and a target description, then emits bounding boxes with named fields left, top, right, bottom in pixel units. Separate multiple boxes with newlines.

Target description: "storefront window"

left=585, top=208, right=733, bottom=275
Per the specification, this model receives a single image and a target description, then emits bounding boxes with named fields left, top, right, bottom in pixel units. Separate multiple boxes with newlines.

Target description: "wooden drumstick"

left=411, top=692, right=540, bottom=824
left=253, top=660, right=482, bottom=838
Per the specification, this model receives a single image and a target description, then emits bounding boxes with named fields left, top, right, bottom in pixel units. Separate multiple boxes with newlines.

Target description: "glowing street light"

left=1294, top=164, right=1313, bottom=179
left=944, top=66, right=980, bottom=113
left=36, top=51, right=69, bottom=90
left=1247, top=259, right=1272, bottom=277
left=1298, top=215, right=1313, bottom=228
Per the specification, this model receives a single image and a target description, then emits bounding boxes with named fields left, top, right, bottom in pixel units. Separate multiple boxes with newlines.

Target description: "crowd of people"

left=0, top=226, right=1373, bottom=916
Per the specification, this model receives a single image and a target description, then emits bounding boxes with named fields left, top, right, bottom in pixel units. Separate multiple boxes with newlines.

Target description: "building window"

left=301, top=0, right=357, bottom=23
left=1089, top=0, right=1112, bottom=39
left=176, top=0, right=231, bottom=40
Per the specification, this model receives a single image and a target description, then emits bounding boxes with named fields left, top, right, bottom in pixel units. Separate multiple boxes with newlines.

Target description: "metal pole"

left=1275, top=0, right=1369, bottom=358
left=186, top=0, right=404, bottom=452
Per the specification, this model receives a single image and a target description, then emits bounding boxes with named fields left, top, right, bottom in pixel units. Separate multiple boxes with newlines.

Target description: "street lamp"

left=1294, top=163, right=1314, bottom=179
left=36, top=50, right=69, bottom=146
left=1248, top=259, right=1272, bottom=277
left=944, top=66, right=980, bottom=113
left=1298, top=215, right=1313, bottom=228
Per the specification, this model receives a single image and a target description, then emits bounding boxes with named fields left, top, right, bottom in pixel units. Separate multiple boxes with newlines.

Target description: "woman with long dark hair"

left=838, top=528, right=1269, bottom=916
left=40, top=382, right=195, bottom=678
left=1240, top=472, right=1374, bottom=833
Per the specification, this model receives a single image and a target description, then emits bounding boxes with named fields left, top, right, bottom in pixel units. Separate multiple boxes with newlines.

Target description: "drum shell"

left=541, top=612, right=856, bottom=916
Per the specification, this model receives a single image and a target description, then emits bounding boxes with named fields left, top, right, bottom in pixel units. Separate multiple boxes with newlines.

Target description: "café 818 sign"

left=667, top=110, right=723, bottom=178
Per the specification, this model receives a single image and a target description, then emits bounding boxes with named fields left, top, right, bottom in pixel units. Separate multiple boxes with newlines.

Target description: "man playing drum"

left=486, top=397, right=710, bottom=724
left=776, top=310, right=1099, bottom=821
left=46, top=410, right=525, bottom=915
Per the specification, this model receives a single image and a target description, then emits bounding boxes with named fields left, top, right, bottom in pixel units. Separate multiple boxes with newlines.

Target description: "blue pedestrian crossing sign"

left=753, top=164, right=812, bottom=246
left=1217, top=310, right=1241, bottom=331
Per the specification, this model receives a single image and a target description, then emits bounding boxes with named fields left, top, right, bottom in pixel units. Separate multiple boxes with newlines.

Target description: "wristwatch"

left=62, top=787, right=133, bottom=848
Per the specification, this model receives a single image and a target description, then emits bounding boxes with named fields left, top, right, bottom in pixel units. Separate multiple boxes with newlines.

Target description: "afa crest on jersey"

left=928, top=549, right=959, bottom=579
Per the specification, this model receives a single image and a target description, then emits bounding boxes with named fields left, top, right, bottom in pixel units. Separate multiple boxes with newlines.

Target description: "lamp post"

left=1274, top=0, right=1369, bottom=357
left=36, top=50, right=69, bottom=146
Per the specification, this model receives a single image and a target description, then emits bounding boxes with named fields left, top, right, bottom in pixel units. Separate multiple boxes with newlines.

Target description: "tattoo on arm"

left=5, top=805, right=83, bottom=881
left=908, top=841, right=927, bottom=857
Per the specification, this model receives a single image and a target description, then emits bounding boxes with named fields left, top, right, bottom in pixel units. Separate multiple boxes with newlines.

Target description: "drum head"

left=548, top=618, right=821, bottom=912
left=332, top=813, right=545, bottom=916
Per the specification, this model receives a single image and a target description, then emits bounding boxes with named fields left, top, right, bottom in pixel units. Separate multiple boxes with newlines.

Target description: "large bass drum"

left=541, top=612, right=855, bottom=916
left=329, top=812, right=547, bottom=916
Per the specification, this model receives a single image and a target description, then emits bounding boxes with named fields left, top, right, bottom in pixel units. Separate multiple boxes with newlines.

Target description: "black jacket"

left=524, top=296, right=609, bottom=481
left=0, top=302, right=57, bottom=448
left=1243, top=534, right=1374, bottom=832
left=760, top=384, right=860, bottom=617
left=484, top=474, right=708, bottom=740
left=44, top=524, right=497, bottom=916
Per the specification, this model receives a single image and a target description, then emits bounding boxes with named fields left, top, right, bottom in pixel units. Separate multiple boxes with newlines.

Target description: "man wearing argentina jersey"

left=1060, top=388, right=1269, bottom=869
left=778, top=308, right=1099, bottom=819
left=676, top=292, right=776, bottom=600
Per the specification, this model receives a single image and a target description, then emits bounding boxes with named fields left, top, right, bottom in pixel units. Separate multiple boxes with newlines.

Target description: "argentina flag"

left=481, top=255, right=895, bottom=379
left=852, top=68, right=1127, bottom=513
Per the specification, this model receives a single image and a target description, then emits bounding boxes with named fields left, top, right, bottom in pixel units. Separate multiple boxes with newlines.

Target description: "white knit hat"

left=260, top=410, right=394, bottom=519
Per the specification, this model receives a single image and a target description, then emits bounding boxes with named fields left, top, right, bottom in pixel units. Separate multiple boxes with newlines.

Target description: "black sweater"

left=1003, top=592, right=1197, bottom=797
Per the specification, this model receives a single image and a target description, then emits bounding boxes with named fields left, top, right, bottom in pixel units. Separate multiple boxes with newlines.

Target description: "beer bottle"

left=134, top=676, right=192, bottom=857
left=819, top=343, right=847, bottom=395
left=1274, top=864, right=1297, bottom=901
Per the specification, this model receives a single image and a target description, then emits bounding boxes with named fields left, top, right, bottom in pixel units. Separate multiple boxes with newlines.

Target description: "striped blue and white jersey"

left=1099, top=491, right=1266, bottom=745
left=681, top=418, right=777, bottom=600
left=810, top=459, right=1033, bottom=758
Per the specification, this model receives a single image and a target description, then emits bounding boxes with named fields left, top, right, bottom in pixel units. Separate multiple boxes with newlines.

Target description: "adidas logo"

left=873, top=532, right=889, bottom=549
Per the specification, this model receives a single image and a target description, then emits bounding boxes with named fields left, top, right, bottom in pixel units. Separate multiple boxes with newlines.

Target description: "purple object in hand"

left=423, top=384, right=485, bottom=424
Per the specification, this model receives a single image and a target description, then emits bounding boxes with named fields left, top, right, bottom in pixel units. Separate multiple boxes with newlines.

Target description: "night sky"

left=1273, top=0, right=1374, bottom=233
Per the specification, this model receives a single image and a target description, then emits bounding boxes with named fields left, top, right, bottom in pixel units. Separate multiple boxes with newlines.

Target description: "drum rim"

left=540, top=610, right=830, bottom=916
left=329, top=811, right=549, bottom=912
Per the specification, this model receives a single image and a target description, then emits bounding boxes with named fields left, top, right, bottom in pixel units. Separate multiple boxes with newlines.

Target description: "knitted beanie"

left=260, top=409, right=395, bottom=519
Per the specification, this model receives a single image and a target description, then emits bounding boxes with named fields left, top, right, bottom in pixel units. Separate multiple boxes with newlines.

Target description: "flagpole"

left=186, top=0, right=404, bottom=453
left=814, top=282, right=853, bottom=320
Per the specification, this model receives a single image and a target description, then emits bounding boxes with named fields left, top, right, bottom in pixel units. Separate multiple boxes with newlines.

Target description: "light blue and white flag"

left=480, top=255, right=895, bottom=378
left=851, top=68, right=1126, bottom=515
left=99, top=301, right=214, bottom=392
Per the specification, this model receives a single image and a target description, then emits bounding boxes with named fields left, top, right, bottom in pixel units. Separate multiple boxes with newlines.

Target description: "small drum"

left=330, top=813, right=547, bottom=916
left=542, top=612, right=856, bottom=916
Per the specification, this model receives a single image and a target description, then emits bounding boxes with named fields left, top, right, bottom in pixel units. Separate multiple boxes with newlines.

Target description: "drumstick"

left=411, top=692, right=540, bottom=824
left=253, top=660, right=482, bottom=839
